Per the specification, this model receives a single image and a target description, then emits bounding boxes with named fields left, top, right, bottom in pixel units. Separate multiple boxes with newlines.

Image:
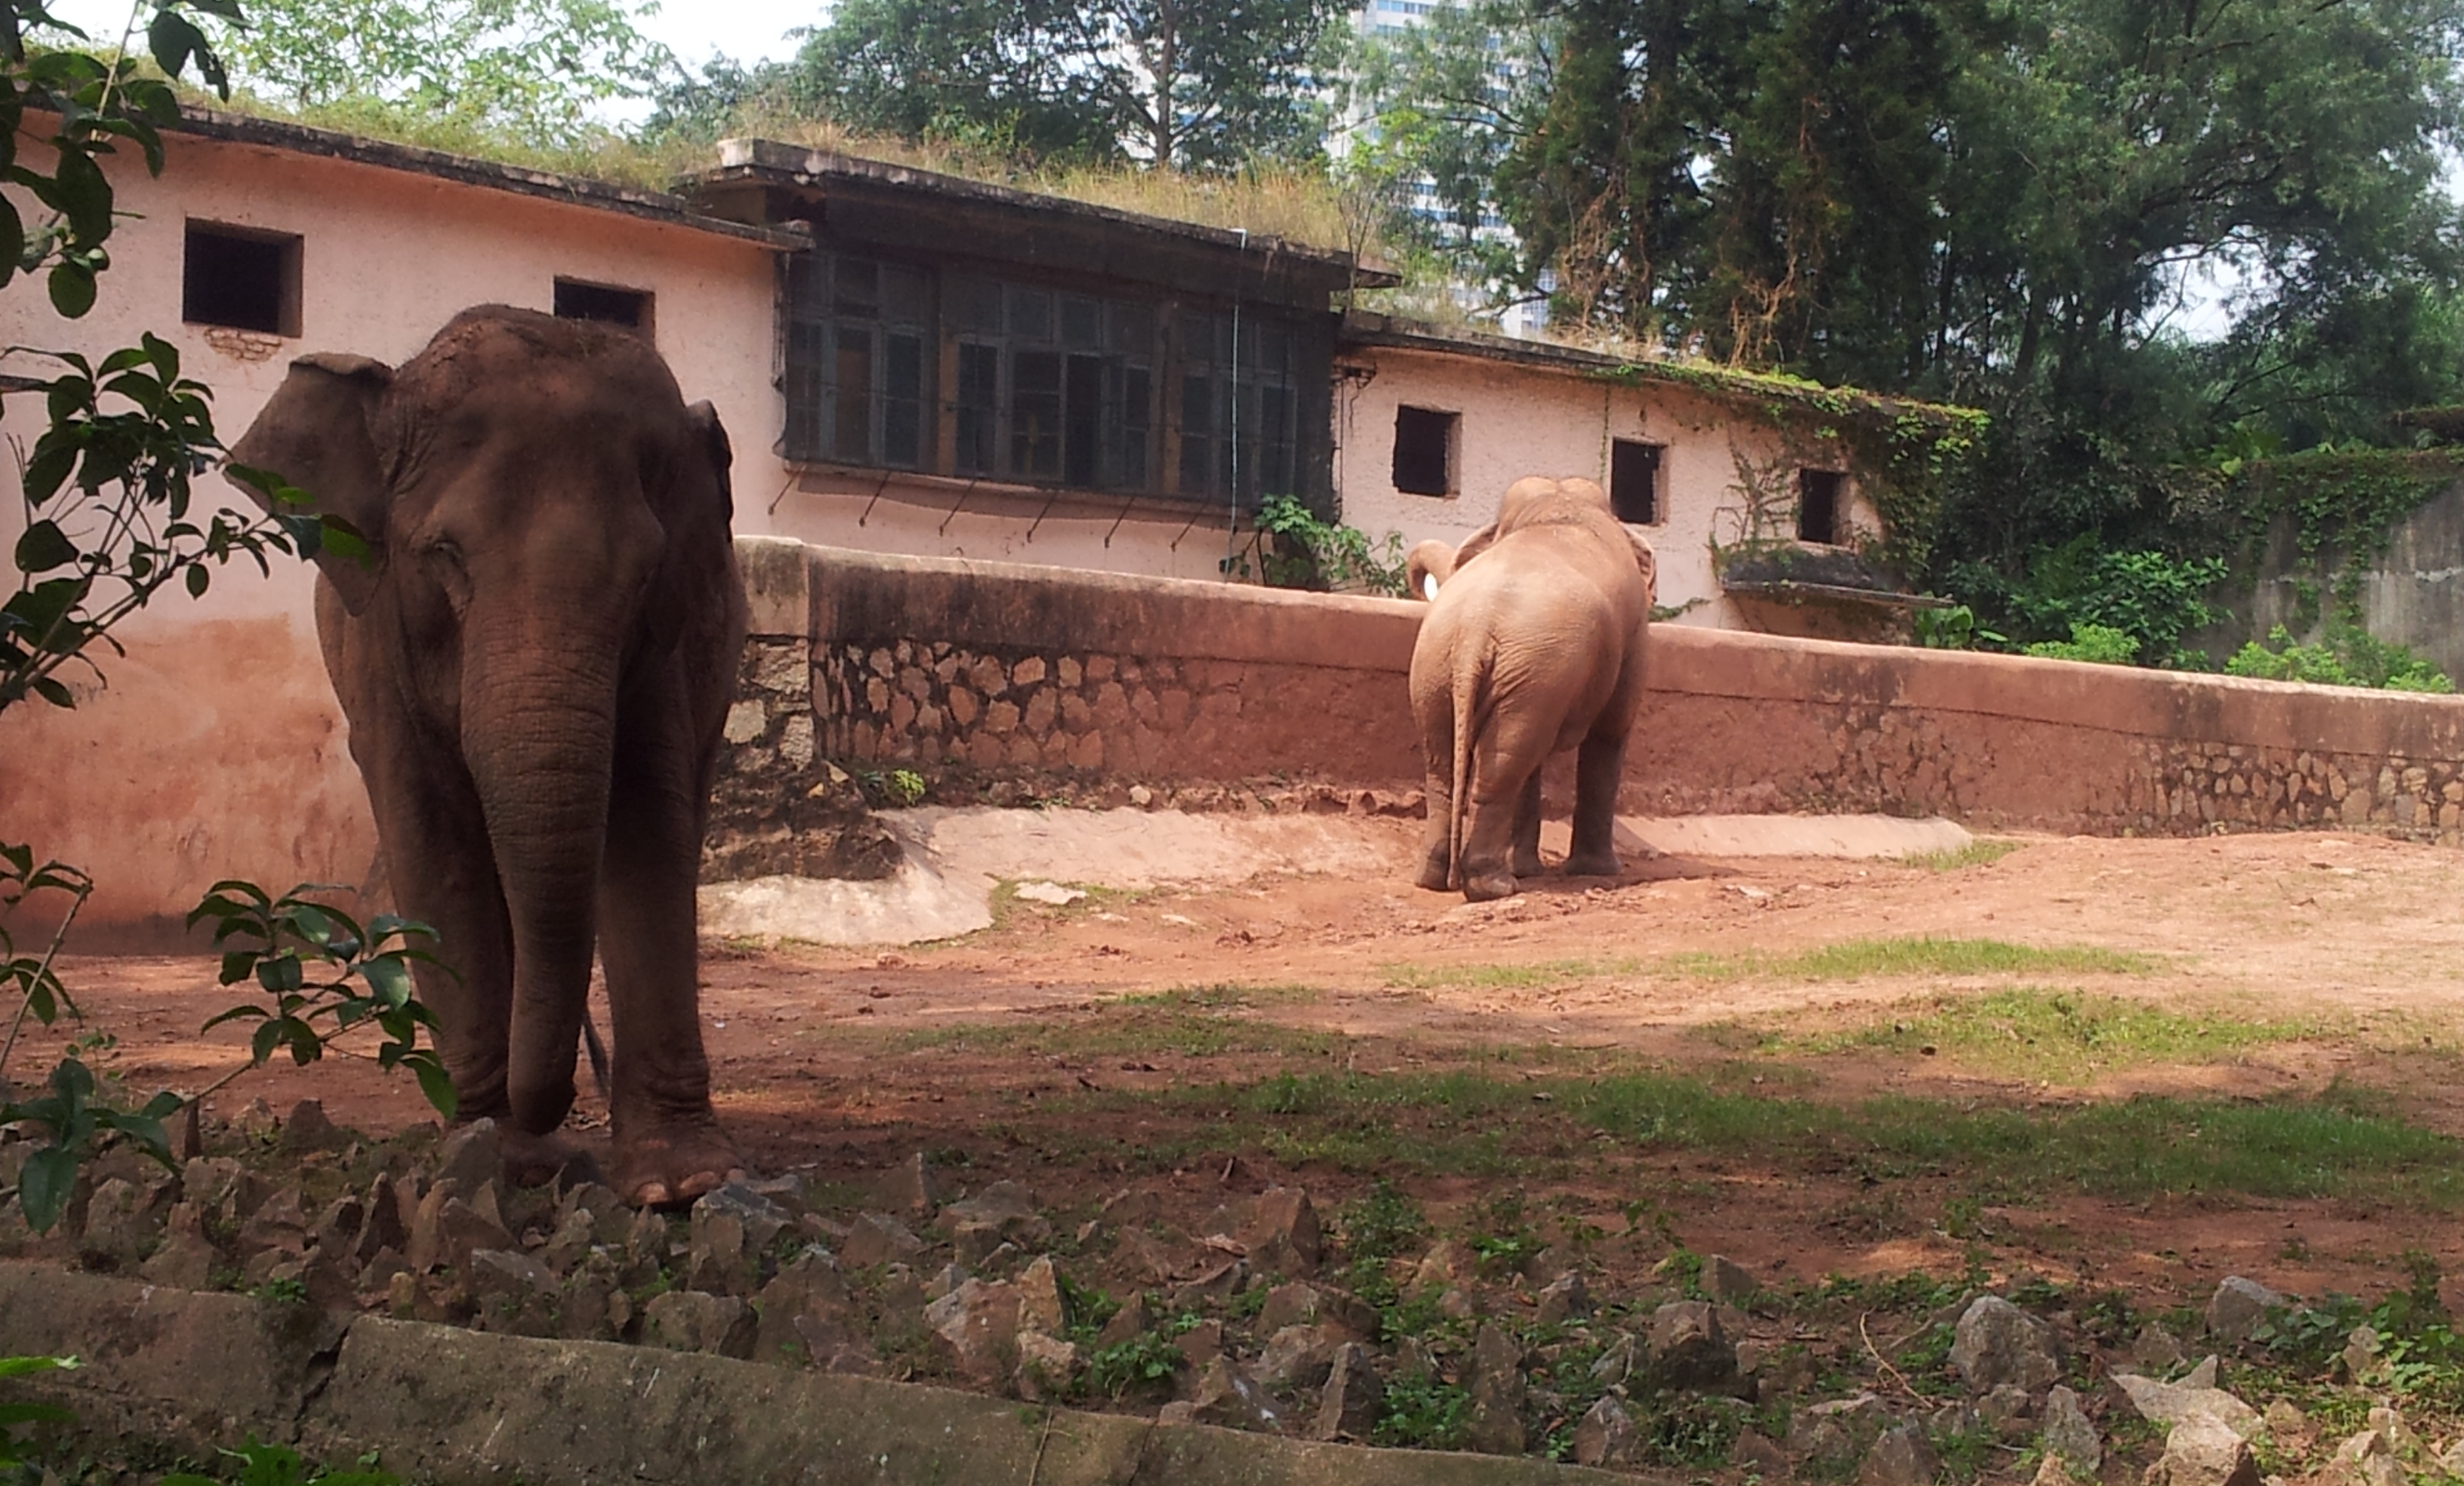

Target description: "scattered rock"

left=1981, top=1383, right=2037, bottom=1439
left=2342, top=1324, right=2385, bottom=1384
left=683, top=1207, right=753, bottom=1296
left=1732, top=1429, right=1791, bottom=1476
left=1015, top=1255, right=1067, bottom=1335
left=1174, top=1319, right=1226, bottom=1369
left=2131, top=1323, right=2190, bottom=1375
left=1536, top=1271, right=1590, bottom=1325
left=405, top=1183, right=513, bottom=1275
left=2262, top=1399, right=2310, bottom=1447
left=136, top=1201, right=218, bottom=1290
left=556, top=1251, right=622, bottom=1343
left=1098, top=1188, right=1163, bottom=1227
left=935, top=1181, right=1049, bottom=1263
left=2114, top=1370, right=2263, bottom=1439
left=79, top=1175, right=174, bottom=1269
left=1314, top=1342, right=1381, bottom=1441
left=642, top=1290, right=756, bottom=1358
left=840, top=1212, right=926, bottom=1269
left=1573, top=1395, right=1635, bottom=1468
left=694, top=1182, right=789, bottom=1254
left=2148, top=1412, right=2263, bottom=1486
left=1702, top=1253, right=1758, bottom=1302
left=540, top=1206, right=596, bottom=1275
left=1256, top=1324, right=1343, bottom=1392
left=2205, top=1277, right=2286, bottom=1344
left=1013, top=880, right=1085, bottom=906
left=1238, top=1188, right=1320, bottom=1277
left=2332, top=1424, right=2407, bottom=1486
left=1187, top=1356, right=1279, bottom=1431
left=1951, top=1295, right=2065, bottom=1395
left=1436, top=1287, right=1477, bottom=1321
left=1096, top=1293, right=1153, bottom=1348
left=1860, top=1422, right=1939, bottom=1486
left=235, top=1185, right=310, bottom=1261
left=1466, top=1323, right=1526, bottom=1455
left=436, top=1121, right=503, bottom=1193
left=468, top=1248, right=561, bottom=1336
left=923, top=1278, right=1021, bottom=1383
left=1015, top=1330, right=1080, bottom=1402
left=753, top=1247, right=854, bottom=1365
left=278, top=1099, right=344, bottom=1155
left=2437, top=1436, right=2464, bottom=1476
left=880, top=1154, right=947, bottom=1216
left=2042, top=1383, right=2102, bottom=1472
left=1258, top=1281, right=1375, bottom=1338
left=1646, top=1300, right=1739, bottom=1392
left=1790, top=1395, right=1889, bottom=1461
left=1412, top=1239, right=1467, bottom=1290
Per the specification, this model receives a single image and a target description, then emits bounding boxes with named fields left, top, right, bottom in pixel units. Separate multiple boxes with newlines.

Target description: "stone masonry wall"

left=719, top=537, right=2464, bottom=858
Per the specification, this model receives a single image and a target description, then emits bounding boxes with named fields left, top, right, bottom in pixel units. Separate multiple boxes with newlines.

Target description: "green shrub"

left=2022, top=622, right=2141, bottom=665
left=2225, top=624, right=2455, bottom=692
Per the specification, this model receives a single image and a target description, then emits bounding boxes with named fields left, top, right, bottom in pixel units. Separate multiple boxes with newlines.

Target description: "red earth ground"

left=24, top=817, right=2464, bottom=1318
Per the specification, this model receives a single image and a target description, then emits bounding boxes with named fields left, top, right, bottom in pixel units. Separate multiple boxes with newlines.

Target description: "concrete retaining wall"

left=744, top=538, right=2464, bottom=842
left=0, top=1264, right=1611, bottom=1486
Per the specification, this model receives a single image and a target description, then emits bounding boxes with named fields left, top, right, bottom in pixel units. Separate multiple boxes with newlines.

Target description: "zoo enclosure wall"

left=737, top=537, right=2464, bottom=844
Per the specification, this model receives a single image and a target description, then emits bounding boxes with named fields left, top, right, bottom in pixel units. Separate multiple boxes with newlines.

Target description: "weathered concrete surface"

left=0, top=1264, right=1619, bottom=1486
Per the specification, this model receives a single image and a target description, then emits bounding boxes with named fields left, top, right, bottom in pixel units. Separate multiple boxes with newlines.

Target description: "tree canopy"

left=217, top=0, right=673, bottom=146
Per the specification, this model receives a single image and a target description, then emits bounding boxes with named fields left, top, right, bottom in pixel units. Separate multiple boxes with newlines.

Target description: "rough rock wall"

left=719, top=537, right=2464, bottom=846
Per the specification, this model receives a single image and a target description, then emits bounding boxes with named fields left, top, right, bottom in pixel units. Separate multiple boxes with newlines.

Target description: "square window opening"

left=1797, top=469, right=1843, bottom=544
left=1610, top=439, right=1662, bottom=524
left=183, top=222, right=300, bottom=336
left=1393, top=405, right=1457, bottom=496
left=554, top=278, right=654, bottom=335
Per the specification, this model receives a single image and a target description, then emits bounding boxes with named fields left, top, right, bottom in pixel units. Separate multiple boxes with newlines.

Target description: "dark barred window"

left=782, top=249, right=1313, bottom=510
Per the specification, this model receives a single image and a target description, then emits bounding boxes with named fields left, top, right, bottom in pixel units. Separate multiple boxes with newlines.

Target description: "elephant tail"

left=1446, top=639, right=1489, bottom=890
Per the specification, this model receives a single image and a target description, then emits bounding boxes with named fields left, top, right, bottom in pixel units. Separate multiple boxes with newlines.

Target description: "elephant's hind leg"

left=1510, top=772, right=1545, bottom=879
left=1563, top=729, right=1629, bottom=878
left=598, top=661, right=741, bottom=1207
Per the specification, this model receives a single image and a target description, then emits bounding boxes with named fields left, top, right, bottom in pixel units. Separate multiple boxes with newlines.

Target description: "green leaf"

left=17, top=1146, right=79, bottom=1233
left=12, top=519, right=75, bottom=573
left=185, top=563, right=208, bottom=597
left=411, top=1056, right=459, bottom=1121
left=47, top=259, right=96, bottom=318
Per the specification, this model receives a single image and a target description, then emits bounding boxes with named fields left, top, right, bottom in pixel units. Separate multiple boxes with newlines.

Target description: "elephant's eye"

left=420, top=538, right=473, bottom=615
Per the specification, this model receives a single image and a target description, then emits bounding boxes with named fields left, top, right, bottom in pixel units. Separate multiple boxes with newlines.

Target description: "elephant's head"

left=229, top=306, right=735, bottom=1105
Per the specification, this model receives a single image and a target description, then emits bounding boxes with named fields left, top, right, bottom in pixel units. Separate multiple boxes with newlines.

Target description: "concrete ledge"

left=0, top=1266, right=1615, bottom=1486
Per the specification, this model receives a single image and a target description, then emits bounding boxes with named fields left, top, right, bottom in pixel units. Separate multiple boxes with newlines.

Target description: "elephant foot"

left=502, top=1127, right=602, bottom=1188
left=613, top=1114, right=745, bottom=1209
left=1511, top=851, right=1546, bottom=879
left=1415, top=859, right=1454, bottom=893
left=1461, top=870, right=1519, bottom=902
left=1563, top=849, right=1622, bottom=879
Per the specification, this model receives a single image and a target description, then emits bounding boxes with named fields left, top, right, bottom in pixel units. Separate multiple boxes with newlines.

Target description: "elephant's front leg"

left=598, top=661, right=741, bottom=1207
left=1563, top=729, right=1629, bottom=878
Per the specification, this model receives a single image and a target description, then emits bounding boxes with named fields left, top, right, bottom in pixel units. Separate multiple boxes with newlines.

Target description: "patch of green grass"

left=1763, top=986, right=2317, bottom=1083
left=1066, top=1066, right=2463, bottom=1207
left=895, top=987, right=1340, bottom=1060
left=1668, top=936, right=2163, bottom=982
left=1898, top=839, right=2026, bottom=871
left=1379, top=959, right=1631, bottom=990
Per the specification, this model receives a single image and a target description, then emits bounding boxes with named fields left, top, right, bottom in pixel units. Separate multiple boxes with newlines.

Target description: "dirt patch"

left=19, top=813, right=2464, bottom=1478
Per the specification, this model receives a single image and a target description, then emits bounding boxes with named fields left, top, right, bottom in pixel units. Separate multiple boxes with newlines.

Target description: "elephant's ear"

left=229, top=353, right=394, bottom=615
left=1626, top=529, right=1659, bottom=612
left=686, top=400, right=735, bottom=520
left=1449, top=523, right=1501, bottom=573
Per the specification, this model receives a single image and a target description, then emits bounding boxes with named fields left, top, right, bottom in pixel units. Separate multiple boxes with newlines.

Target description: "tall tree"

left=790, top=0, right=1347, bottom=169
left=216, top=0, right=673, bottom=146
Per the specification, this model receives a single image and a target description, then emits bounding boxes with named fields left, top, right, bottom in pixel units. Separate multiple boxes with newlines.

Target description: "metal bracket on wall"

left=1024, top=488, right=1063, bottom=543
left=936, top=479, right=981, bottom=537
left=1102, top=495, right=1137, bottom=548
left=856, top=471, right=892, bottom=527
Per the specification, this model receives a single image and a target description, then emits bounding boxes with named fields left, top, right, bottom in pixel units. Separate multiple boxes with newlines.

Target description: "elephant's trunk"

left=462, top=641, right=622, bottom=1136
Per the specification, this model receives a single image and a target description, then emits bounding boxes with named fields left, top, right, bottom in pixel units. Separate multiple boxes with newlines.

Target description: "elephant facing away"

left=1405, top=476, right=1657, bottom=902
left=230, top=305, right=748, bottom=1207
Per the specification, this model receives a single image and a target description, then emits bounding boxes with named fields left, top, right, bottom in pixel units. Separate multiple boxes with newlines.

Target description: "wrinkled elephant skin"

left=1407, top=477, right=1657, bottom=902
left=229, top=305, right=749, bottom=1207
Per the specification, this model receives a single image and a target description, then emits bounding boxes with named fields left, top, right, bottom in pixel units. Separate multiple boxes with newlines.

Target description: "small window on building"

left=1798, top=469, right=1843, bottom=544
left=183, top=222, right=300, bottom=336
left=1610, top=439, right=1662, bottom=524
left=553, top=278, right=653, bottom=335
left=1393, top=405, right=1458, bottom=496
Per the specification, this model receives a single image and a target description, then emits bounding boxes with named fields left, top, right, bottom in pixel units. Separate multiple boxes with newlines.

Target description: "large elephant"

left=1405, top=476, right=1657, bottom=902
left=230, top=305, right=747, bottom=1207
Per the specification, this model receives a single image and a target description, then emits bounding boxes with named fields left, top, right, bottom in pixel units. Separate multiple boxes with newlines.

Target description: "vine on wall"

left=2202, top=449, right=2464, bottom=631
left=1596, top=359, right=1988, bottom=581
